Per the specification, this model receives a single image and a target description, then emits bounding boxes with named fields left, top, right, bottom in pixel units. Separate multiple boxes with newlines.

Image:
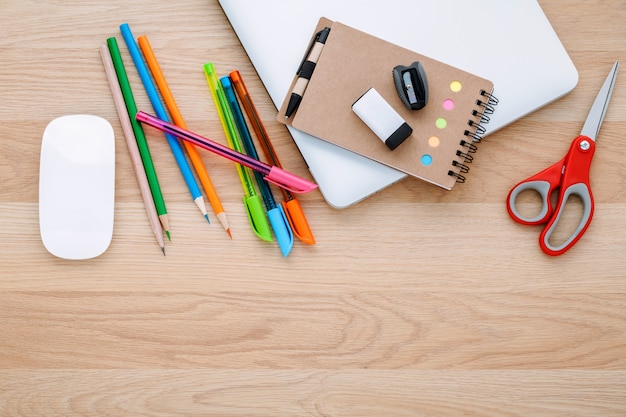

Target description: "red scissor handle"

left=540, top=136, right=595, bottom=255
left=507, top=135, right=596, bottom=256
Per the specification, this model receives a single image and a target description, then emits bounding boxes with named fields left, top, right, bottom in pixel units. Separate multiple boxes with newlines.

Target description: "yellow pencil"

left=138, top=35, right=231, bottom=238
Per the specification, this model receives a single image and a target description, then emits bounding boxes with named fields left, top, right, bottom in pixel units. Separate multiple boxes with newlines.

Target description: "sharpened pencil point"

left=205, top=214, right=210, bottom=224
left=194, top=197, right=210, bottom=222
left=161, top=246, right=166, bottom=255
left=216, top=212, right=232, bottom=239
left=159, top=214, right=171, bottom=241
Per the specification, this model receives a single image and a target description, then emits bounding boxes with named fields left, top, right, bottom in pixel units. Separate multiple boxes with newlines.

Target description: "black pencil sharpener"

left=393, top=61, right=428, bottom=110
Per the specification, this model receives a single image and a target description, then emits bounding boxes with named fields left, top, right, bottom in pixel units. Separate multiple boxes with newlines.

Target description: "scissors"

left=507, top=61, right=619, bottom=256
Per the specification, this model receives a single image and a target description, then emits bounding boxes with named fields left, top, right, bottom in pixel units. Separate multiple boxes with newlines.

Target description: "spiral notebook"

left=277, top=18, right=498, bottom=190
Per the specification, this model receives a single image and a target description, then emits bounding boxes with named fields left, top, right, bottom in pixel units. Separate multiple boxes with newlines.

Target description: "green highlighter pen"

left=203, top=63, right=272, bottom=242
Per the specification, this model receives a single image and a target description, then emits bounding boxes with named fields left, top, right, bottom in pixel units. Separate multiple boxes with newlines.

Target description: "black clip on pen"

left=285, top=26, right=331, bottom=118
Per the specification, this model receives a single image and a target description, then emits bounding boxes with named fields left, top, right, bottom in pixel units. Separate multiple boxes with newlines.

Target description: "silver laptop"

left=218, top=0, right=578, bottom=208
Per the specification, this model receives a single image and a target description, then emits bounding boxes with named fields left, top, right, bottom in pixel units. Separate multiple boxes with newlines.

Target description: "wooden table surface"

left=1, top=1, right=625, bottom=415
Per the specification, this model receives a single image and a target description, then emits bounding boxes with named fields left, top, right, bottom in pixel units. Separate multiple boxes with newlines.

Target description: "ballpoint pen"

left=136, top=111, right=318, bottom=195
left=100, top=44, right=165, bottom=254
left=221, top=75, right=294, bottom=256
left=119, top=23, right=210, bottom=223
left=285, top=26, right=331, bottom=118
left=105, top=37, right=171, bottom=242
left=230, top=70, right=315, bottom=244
left=203, top=63, right=272, bottom=241
left=137, top=34, right=232, bottom=238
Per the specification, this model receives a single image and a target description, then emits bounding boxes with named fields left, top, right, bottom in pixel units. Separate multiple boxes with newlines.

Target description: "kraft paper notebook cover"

left=278, top=18, right=498, bottom=190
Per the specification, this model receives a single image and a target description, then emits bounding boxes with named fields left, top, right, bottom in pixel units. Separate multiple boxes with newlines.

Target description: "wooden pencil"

left=106, top=37, right=171, bottom=240
left=100, top=44, right=165, bottom=254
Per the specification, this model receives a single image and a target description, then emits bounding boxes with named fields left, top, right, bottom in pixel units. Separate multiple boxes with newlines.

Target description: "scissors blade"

left=580, top=61, right=619, bottom=141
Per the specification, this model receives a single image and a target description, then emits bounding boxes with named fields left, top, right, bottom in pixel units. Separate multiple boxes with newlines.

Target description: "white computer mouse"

left=39, top=114, right=115, bottom=260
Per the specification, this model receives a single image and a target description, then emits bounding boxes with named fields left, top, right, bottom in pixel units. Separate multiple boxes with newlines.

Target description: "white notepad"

left=218, top=0, right=578, bottom=208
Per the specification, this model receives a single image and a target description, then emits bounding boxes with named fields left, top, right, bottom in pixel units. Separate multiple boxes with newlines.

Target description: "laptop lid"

left=218, top=0, right=578, bottom=208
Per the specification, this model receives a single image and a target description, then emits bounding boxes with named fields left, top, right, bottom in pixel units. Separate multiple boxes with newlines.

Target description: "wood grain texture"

left=0, top=0, right=625, bottom=415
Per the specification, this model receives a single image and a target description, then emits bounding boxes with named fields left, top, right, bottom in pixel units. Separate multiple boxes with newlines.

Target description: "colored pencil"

left=106, top=37, right=171, bottom=241
left=119, top=23, right=210, bottom=223
left=100, top=44, right=165, bottom=254
left=138, top=35, right=231, bottom=238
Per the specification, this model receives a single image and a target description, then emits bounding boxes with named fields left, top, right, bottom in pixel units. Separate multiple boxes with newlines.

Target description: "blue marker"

left=119, top=23, right=209, bottom=222
left=221, top=76, right=294, bottom=257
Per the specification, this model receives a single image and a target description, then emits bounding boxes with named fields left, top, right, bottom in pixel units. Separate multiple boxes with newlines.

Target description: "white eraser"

left=352, top=88, right=412, bottom=150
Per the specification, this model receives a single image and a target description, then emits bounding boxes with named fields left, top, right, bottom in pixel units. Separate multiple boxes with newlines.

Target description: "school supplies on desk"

left=278, top=18, right=497, bottom=190
left=507, top=62, right=619, bottom=256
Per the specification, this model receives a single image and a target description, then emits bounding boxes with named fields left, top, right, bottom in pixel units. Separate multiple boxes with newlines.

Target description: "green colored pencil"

left=106, top=37, right=170, bottom=240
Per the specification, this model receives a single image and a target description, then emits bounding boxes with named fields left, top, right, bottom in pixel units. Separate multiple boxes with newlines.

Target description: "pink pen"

left=136, top=111, right=317, bottom=194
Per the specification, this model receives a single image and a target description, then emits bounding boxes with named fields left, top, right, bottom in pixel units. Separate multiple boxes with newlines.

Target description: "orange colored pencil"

left=138, top=35, right=231, bottom=238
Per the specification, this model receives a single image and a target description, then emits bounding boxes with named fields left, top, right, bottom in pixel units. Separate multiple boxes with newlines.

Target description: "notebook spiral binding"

left=448, top=90, right=499, bottom=183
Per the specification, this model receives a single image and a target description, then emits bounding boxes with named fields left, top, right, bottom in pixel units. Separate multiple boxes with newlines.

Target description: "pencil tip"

left=216, top=212, right=231, bottom=239
left=165, top=230, right=171, bottom=241
left=161, top=246, right=166, bottom=256
left=205, top=214, right=211, bottom=224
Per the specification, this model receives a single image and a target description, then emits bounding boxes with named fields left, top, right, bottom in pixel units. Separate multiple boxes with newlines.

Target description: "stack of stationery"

left=100, top=23, right=317, bottom=256
left=278, top=18, right=498, bottom=190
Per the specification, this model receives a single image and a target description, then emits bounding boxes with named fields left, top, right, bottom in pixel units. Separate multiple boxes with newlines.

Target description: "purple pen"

left=136, top=111, right=317, bottom=194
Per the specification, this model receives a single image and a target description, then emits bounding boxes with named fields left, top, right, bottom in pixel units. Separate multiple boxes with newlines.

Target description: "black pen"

left=285, top=26, right=331, bottom=118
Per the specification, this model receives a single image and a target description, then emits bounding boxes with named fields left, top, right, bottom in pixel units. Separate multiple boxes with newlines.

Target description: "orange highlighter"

left=229, top=70, right=315, bottom=244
